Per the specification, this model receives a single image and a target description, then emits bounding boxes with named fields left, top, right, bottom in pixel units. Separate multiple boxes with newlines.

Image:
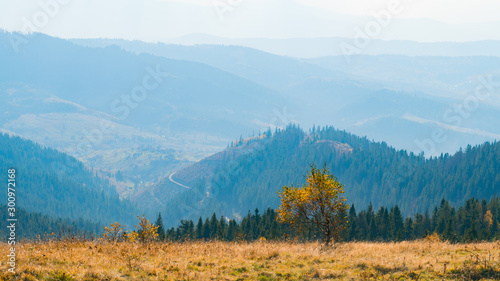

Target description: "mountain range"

left=1, top=31, right=499, bottom=229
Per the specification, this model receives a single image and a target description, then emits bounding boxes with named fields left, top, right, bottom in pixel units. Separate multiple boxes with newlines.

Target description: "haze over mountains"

left=132, top=35, right=500, bottom=58
left=72, top=39, right=500, bottom=153
left=1, top=29, right=500, bottom=228
left=3, top=0, right=500, bottom=43
left=1, top=31, right=289, bottom=191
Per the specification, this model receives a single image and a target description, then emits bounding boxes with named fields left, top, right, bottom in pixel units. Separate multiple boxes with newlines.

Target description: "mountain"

left=0, top=133, right=137, bottom=226
left=1, top=32, right=285, bottom=133
left=0, top=31, right=290, bottom=190
left=90, top=35, right=500, bottom=58
left=306, top=55, right=500, bottom=102
left=71, top=39, right=352, bottom=92
left=71, top=39, right=500, bottom=100
left=70, top=39, right=500, bottom=156
left=156, top=126, right=500, bottom=226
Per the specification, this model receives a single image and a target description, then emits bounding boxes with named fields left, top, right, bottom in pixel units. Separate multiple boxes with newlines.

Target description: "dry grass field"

left=1, top=240, right=500, bottom=280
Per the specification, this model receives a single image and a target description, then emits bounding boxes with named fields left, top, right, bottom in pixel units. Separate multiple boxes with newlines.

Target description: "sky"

left=0, top=0, right=499, bottom=42
left=297, top=0, right=500, bottom=24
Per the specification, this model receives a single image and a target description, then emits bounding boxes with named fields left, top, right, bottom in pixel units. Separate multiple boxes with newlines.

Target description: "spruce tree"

left=196, top=217, right=203, bottom=239
left=226, top=220, right=237, bottom=241
left=209, top=213, right=218, bottom=238
left=202, top=218, right=210, bottom=239
left=347, top=205, right=357, bottom=241
left=188, top=220, right=195, bottom=240
left=218, top=216, right=227, bottom=240
left=391, top=205, right=404, bottom=239
left=155, top=213, right=165, bottom=241
left=368, top=220, right=378, bottom=241
left=442, top=219, right=456, bottom=242
left=403, top=217, right=413, bottom=240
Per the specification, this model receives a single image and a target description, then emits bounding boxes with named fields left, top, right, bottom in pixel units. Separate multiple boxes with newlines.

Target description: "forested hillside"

left=0, top=204, right=102, bottom=240
left=162, top=125, right=499, bottom=226
left=0, top=133, right=137, bottom=225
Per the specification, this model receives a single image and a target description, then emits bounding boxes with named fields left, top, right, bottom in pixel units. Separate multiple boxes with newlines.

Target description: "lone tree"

left=277, top=164, right=349, bottom=246
left=136, top=215, right=159, bottom=243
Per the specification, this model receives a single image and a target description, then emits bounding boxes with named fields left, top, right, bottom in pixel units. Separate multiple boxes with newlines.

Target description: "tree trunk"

left=325, top=229, right=331, bottom=246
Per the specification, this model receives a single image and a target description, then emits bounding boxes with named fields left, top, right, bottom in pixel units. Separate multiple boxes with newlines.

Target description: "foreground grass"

left=1, top=240, right=500, bottom=280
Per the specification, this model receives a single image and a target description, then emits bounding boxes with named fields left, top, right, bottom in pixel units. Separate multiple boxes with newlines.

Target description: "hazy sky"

left=1, top=0, right=499, bottom=42
left=298, top=0, right=500, bottom=24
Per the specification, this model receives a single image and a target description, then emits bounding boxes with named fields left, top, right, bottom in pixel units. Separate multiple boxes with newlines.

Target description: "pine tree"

left=492, top=219, right=500, bottom=239
left=226, top=220, right=237, bottom=241
left=391, top=205, right=404, bottom=240
left=347, top=205, right=357, bottom=241
left=376, top=207, right=389, bottom=240
left=253, top=209, right=261, bottom=239
left=202, top=218, right=210, bottom=239
left=368, top=220, right=378, bottom=241
left=465, top=221, right=478, bottom=242
left=442, top=219, right=456, bottom=242
left=188, top=220, right=195, bottom=240
left=196, top=217, right=203, bottom=239
left=403, top=218, right=413, bottom=240
left=209, top=213, right=218, bottom=238
left=155, top=213, right=165, bottom=241
left=217, top=216, right=227, bottom=240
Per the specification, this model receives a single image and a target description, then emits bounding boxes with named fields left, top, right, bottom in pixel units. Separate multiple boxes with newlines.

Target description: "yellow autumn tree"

left=277, top=164, right=349, bottom=246
left=103, top=222, right=125, bottom=242
left=125, top=230, right=139, bottom=243
left=485, top=210, right=493, bottom=226
left=135, top=215, right=159, bottom=243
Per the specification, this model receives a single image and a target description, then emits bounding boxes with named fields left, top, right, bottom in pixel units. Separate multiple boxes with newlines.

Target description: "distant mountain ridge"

left=69, top=38, right=500, bottom=156
left=72, top=36, right=500, bottom=58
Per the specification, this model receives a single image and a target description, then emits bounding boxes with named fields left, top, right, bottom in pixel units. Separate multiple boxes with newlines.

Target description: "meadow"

left=1, top=239, right=500, bottom=280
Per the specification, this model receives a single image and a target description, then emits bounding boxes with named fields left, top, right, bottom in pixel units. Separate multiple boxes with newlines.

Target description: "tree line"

left=156, top=197, right=500, bottom=243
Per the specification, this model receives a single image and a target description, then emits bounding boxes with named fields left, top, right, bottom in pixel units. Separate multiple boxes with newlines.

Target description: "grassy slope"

left=2, top=241, right=499, bottom=280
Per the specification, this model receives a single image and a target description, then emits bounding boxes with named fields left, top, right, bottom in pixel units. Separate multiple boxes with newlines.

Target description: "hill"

left=157, top=126, right=499, bottom=226
left=0, top=133, right=137, bottom=226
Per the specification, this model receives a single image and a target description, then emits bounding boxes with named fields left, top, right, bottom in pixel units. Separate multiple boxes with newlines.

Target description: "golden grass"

left=1, top=240, right=500, bottom=280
